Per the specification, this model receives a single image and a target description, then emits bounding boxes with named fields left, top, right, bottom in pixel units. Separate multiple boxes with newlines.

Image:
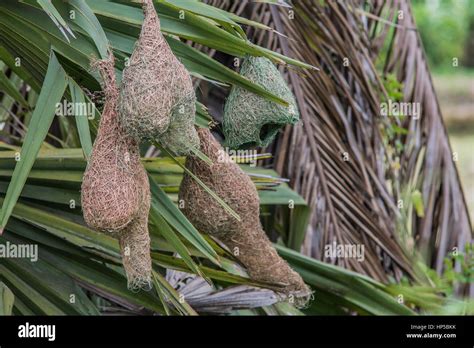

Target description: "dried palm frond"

left=166, top=269, right=279, bottom=314
left=205, top=0, right=472, bottom=295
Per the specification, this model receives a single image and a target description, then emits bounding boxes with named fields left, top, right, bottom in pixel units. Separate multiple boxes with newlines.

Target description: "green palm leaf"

left=0, top=51, right=67, bottom=231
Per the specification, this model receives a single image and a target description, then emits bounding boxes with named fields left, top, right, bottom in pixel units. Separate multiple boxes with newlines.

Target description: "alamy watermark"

left=324, top=241, right=365, bottom=262
left=217, top=147, right=259, bottom=167
left=380, top=100, right=421, bottom=120
left=18, top=322, right=55, bottom=341
left=0, top=241, right=38, bottom=262
left=55, top=100, right=95, bottom=119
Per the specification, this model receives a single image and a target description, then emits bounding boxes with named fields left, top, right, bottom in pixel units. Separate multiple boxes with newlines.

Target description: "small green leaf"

left=37, top=0, right=76, bottom=42
left=68, top=0, right=109, bottom=59
left=0, top=281, right=14, bottom=315
left=152, top=270, right=197, bottom=316
left=148, top=174, right=221, bottom=265
left=149, top=202, right=211, bottom=283
left=0, top=70, right=29, bottom=108
left=68, top=80, right=93, bottom=159
left=411, top=190, right=425, bottom=218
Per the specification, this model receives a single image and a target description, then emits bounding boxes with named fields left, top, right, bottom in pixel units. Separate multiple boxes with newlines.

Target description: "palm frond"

left=207, top=0, right=472, bottom=297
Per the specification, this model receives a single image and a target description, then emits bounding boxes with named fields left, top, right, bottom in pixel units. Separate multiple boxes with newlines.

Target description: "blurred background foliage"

left=412, top=0, right=472, bottom=69
left=413, top=0, right=474, bottom=221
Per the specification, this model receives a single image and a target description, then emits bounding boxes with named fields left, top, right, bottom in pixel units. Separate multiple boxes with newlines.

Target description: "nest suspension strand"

left=179, top=128, right=311, bottom=306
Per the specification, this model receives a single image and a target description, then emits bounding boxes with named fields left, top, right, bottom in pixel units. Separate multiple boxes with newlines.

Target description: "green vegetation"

left=412, top=0, right=471, bottom=70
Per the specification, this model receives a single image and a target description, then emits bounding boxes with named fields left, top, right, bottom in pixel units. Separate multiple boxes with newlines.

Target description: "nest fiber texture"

left=81, top=55, right=146, bottom=236
left=119, top=173, right=152, bottom=292
left=179, top=128, right=311, bottom=306
left=119, top=0, right=199, bottom=155
left=81, top=53, right=152, bottom=291
left=223, top=56, right=299, bottom=149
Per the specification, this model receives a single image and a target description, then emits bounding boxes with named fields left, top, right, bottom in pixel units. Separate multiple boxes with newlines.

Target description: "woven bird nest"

left=119, top=171, right=152, bottom=292
left=118, top=0, right=199, bottom=155
left=81, top=53, right=152, bottom=291
left=223, top=56, right=299, bottom=149
left=179, top=128, right=311, bottom=306
left=81, top=55, right=146, bottom=236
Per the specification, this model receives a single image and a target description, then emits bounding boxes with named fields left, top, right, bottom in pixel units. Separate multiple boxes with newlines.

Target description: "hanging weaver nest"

left=223, top=56, right=299, bottom=149
left=119, top=170, right=152, bottom=292
left=179, top=128, right=311, bottom=307
left=81, top=53, right=152, bottom=291
left=81, top=54, right=145, bottom=236
left=118, top=0, right=199, bottom=155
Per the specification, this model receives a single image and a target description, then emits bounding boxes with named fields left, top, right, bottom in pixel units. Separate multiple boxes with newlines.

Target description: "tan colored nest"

left=81, top=53, right=152, bottom=291
left=119, top=171, right=152, bottom=292
left=81, top=54, right=146, bottom=236
left=178, top=128, right=311, bottom=306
